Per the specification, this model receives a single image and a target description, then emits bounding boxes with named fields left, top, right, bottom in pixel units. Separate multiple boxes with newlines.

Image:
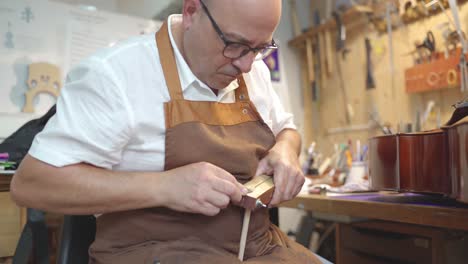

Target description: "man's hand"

left=160, top=162, right=248, bottom=216
left=255, top=129, right=304, bottom=206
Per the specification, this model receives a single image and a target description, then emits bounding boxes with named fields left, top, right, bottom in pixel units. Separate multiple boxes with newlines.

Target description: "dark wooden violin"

left=369, top=100, right=468, bottom=203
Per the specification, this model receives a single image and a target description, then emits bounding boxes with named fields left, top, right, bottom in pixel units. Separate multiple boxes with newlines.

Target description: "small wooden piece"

left=23, top=63, right=61, bottom=113
left=238, top=175, right=274, bottom=261
left=238, top=209, right=251, bottom=261
left=239, top=175, right=275, bottom=210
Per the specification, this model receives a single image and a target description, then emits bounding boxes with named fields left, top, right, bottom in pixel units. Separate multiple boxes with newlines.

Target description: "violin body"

left=370, top=100, right=467, bottom=203
left=369, top=121, right=467, bottom=203
left=399, top=130, right=451, bottom=194
left=369, top=130, right=451, bottom=194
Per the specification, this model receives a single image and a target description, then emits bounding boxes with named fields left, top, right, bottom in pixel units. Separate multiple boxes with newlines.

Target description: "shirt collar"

left=167, top=15, right=239, bottom=97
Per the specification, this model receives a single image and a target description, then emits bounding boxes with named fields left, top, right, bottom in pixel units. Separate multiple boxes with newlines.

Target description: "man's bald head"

left=203, top=0, right=282, bottom=40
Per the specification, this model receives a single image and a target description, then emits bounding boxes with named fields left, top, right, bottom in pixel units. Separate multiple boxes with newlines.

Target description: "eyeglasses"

left=199, top=0, right=277, bottom=61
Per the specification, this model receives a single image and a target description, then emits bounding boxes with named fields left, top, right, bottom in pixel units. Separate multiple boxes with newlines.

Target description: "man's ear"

left=182, top=0, right=200, bottom=30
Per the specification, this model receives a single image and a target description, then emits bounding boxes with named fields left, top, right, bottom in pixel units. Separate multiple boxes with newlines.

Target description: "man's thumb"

left=255, top=159, right=273, bottom=176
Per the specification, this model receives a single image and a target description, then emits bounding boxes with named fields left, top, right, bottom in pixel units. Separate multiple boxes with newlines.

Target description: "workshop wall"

left=298, top=2, right=468, bottom=157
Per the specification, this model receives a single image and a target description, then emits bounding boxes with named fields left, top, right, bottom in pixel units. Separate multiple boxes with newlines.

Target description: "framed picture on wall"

left=263, top=49, right=281, bottom=82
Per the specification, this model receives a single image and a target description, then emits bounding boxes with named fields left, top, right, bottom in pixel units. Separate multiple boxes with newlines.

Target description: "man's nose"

left=232, top=52, right=256, bottom=73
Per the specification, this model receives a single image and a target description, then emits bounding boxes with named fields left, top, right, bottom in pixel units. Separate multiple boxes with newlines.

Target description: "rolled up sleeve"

left=29, top=58, right=133, bottom=169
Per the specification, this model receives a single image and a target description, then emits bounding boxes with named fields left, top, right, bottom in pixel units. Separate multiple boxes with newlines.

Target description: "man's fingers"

left=269, top=166, right=286, bottom=206
left=198, top=202, right=221, bottom=216
left=212, top=166, right=247, bottom=192
left=207, top=164, right=248, bottom=201
left=211, top=178, right=245, bottom=203
left=255, top=159, right=273, bottom=176
left=283, top=173, right=296, bottom=200
left=294, top=173, right=306, bottom=196
left=204, top=189, right=231, bottom=209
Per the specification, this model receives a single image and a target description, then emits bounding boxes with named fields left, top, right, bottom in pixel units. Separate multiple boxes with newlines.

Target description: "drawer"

left=340, top=247, right=420, bottom=264
left=339, top=223, right=432, bottom=263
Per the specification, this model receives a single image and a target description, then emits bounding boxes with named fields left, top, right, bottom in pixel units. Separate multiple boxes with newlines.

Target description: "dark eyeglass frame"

left=199, top=0, right=277, bottom=60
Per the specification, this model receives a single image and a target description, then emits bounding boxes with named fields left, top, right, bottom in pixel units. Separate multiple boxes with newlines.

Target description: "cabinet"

left=336, top=221, right=468, bottom=264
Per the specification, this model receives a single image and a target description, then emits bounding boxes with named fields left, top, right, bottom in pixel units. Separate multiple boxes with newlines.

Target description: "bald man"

left=11, top=0, right=323, bottom=263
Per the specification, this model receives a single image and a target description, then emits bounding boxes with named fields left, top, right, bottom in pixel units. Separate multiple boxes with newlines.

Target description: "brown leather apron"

left=89, top=22, right=321, bottom=264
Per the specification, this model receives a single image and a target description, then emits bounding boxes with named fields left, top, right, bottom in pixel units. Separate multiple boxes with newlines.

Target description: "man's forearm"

left=274, top=128, right=301, bottom=156
left=10, top=155, right=167, bottom=215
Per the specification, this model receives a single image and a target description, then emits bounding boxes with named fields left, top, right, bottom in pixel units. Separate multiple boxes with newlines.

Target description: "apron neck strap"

left=235, top=77, right=250, bottom=102
left=156, top=21, right=183, bottom=100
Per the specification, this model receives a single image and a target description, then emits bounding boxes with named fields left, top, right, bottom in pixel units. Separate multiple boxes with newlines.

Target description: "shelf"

left=288, top=5, right=373, bottom=48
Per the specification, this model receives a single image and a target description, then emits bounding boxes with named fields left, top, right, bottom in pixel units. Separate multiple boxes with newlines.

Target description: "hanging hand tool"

left=335, top=52, right=353, bottom=124
left=414, top=31, right=436, bottom=63
left=333, top=11, right=350, bottom=59
left=386, top=2, right=396, bottom=98
left=324, top=30, right=334, bottom=76
left=306, top=38, right=316, bottom=101
left=312, top=10, right=322, bottom=102
left=403, top=31, right=436, bottom=64
left=416, top=31, right=436, bottom=53
left=365, top=38, right=376, bottom=89
left=320, top=29, right=328, bottom=81
left=289, top=0, right=302, bottom=37
left=331, top=10, right=352, bottom=123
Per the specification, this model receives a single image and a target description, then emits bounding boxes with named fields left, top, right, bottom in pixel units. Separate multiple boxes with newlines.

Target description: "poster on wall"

left=0, top=0, right=161, bottom=138
left=263, top=49, right=281, bottom=82
left=0, top=0, right=161, bottom=116
left=0, top=0, right=63, bottom=115
left=63, top=6, right=160, bottom=77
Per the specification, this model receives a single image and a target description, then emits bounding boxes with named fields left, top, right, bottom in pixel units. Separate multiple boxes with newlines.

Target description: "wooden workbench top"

left=280, top=192, right=468, bottom=231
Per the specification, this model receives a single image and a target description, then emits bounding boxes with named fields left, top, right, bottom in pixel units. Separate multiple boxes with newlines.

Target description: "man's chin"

left=213, top=76, right=236, bottom=89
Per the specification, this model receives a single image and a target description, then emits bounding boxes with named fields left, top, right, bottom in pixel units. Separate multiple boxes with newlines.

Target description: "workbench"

left=281, top=192, right=468, bottom=231
left=280, top=192, right=468, bottom=264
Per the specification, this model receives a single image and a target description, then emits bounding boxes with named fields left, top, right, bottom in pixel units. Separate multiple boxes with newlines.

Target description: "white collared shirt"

left=29, top=15, right=296, bottom=171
